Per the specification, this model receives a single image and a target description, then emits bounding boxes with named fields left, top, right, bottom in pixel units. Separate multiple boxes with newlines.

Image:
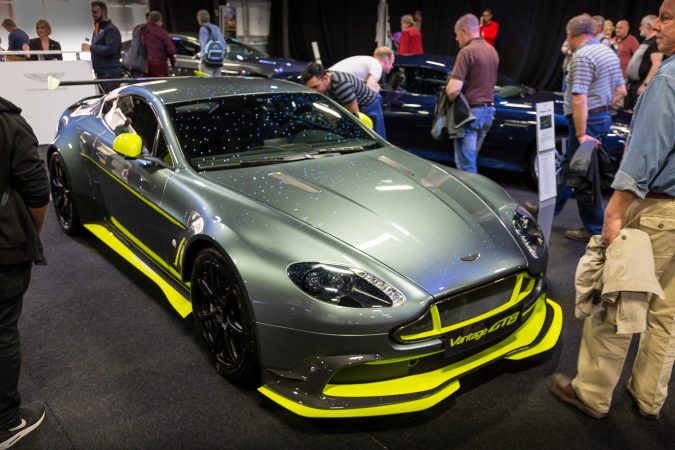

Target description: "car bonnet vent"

left=268, top=172, right=320, bottom=193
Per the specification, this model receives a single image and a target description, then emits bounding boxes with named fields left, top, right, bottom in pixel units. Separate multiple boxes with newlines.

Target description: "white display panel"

left=0, top=59, right=96, bottom=144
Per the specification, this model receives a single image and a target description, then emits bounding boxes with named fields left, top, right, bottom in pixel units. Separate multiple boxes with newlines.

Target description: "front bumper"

left=258, top=295, right=562, bottom=418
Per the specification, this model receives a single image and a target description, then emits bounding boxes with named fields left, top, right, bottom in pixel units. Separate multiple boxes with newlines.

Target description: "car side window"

left=154, top=130, right=173, bottom=165
left=104, top=95, right=159, bottom=154
left=174, top=38, right=200, bottom=57
left=387, top=66, right=448, bottom=96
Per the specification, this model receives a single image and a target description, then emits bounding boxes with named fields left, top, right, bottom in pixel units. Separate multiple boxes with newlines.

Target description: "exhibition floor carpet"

left=16, top=171, right=675, bottom=449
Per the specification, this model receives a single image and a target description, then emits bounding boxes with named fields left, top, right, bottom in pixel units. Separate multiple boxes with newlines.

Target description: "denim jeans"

left=0, top=262, right=32, bottom=428
left=361, top=95, right=387, bottom=139
left=453, top=105, right=494, bottom=173
left=555, top=111, right=611, bottom=234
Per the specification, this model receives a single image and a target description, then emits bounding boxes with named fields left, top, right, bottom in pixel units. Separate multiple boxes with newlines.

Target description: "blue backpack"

left=202, top=25, right=225, bottom=66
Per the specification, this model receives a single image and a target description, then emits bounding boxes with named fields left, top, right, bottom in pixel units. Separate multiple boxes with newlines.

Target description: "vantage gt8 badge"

left=445, top=308, right=521, bottom=356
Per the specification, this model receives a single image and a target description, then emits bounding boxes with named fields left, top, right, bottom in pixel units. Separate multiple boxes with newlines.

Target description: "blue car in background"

left=381, top=54, right=632, bottom=186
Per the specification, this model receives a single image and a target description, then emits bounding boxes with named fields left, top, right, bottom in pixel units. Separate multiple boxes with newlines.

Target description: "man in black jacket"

left=0, top=97, right=49, bottom=449
left=81, top=1, right=122, bottom=93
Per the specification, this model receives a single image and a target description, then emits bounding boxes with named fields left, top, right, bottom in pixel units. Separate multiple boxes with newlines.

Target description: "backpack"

left=122, top=24, right=147, bottom=74
left=202, top=24, right=225, bottom=66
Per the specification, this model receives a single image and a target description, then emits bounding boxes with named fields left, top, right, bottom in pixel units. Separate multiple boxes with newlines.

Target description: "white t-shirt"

left=329, top=56, right=383, bottom=82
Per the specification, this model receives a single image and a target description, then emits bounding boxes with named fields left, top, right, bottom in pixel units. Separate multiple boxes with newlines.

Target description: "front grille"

left=393, top=272, right=541, bottom=343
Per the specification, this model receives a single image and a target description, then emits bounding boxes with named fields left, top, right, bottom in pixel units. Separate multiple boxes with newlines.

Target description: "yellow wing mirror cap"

left=357, top=112, right=373, bottom=129
left=113, top=133, right=143, bottom=158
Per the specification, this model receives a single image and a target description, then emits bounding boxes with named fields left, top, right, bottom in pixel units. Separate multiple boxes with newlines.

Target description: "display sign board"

left=0, top=60, right=96, bottom=144
left=535, top=101, right=557, bottom=244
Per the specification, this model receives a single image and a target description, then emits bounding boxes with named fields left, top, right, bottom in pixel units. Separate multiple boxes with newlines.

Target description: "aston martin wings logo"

left=460, top=252, right=480, bottom=262
left=23, top=72, right=66, bottom=83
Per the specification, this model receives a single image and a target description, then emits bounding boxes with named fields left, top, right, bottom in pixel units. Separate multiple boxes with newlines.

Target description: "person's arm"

left=343, top=100, right=359, bottom=113
left=445, top=78, right=464, bottom=101
left=572, top=94, right=599, bottom=145
left=638, top=52, right=664, bottom=96
left=612, top=83, right=627, bottom=107
left=365, top=74, right=381, bottom=93
left=28, top=205, right=48, bottom=234
left=602, top=190, right=636, bottom=244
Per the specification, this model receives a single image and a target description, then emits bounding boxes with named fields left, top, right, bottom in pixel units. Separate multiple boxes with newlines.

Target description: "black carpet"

left=15, top=170, right=675, bottom=449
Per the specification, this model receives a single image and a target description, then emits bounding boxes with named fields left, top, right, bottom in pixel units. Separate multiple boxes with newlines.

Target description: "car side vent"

left=268, top=172, right=321, bottom=193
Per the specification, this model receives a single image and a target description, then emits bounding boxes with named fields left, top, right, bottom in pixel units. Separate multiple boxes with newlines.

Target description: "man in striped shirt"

left=557, top=14, right=626, bottom=241
left=301, top=62, right=387, bottom=138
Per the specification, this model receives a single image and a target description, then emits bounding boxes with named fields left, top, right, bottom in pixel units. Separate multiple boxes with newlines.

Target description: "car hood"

left=200, top=149, right=526, bottom=295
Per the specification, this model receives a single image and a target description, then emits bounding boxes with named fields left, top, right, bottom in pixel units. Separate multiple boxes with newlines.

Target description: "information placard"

left=534, top=101, right=557, bottom=244
left=0, top=60, right=96, bottom=144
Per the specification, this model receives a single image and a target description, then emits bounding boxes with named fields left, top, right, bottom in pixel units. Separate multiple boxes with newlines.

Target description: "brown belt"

left=565, top=105, right=609, bottom=120
left=646, top=191, right=674, bottom=199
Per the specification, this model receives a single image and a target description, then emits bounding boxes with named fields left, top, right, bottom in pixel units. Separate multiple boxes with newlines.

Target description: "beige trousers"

left=572, top=198, right=675, bottom=414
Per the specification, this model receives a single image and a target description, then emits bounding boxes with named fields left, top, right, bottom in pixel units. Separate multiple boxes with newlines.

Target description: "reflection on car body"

left=47, top=76, right=562, bottom=418
left=381, top=54, right=631, bottom=186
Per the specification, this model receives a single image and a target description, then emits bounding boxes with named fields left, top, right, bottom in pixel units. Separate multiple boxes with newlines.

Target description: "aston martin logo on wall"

left=460, top=253, right=480, bottom=262
left=23, top=72, right=66, bottom=83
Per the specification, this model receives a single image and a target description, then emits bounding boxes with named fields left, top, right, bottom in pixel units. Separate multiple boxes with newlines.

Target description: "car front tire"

left=48, top=152, right=82, bottom=235
left=191, top=248, right=260, bottom=385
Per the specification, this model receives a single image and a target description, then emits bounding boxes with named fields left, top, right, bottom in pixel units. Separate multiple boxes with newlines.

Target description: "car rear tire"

left=191, top=248, right=259, bottom=385
left=48, top=152, right=82, bottom=235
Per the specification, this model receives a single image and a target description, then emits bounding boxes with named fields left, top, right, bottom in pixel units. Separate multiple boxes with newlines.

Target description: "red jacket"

left=142, top=22, right=176, bottom=65
left=399, top=26, right=424, bottom=55
left=480, top=21, right=499, bottom=47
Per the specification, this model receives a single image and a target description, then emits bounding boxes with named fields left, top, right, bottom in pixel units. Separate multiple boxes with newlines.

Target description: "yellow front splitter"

left=258, top=297, right=562, bottom=418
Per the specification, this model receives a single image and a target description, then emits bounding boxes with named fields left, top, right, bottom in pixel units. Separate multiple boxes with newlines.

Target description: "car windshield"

left=169, top=92, right=380, bottom=168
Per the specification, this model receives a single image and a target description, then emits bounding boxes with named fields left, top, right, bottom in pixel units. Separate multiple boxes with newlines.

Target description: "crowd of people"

left=1, top=1, right=674, bottom=448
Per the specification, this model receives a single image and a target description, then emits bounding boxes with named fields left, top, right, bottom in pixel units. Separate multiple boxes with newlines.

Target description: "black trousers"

left=96, top=72, right=123, bottom=94
left=0, top=262, right=32, bottom=429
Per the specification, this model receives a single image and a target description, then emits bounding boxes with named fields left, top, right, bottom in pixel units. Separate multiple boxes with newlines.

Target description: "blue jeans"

left=453, top=105, right=494, bottom=173
left=555, top=111, right=611, bottom=234
left=361, top=95, right=387, bottom=139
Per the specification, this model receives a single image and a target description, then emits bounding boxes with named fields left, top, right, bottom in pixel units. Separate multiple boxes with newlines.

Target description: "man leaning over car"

left=550, top=0, right=675, bottom=420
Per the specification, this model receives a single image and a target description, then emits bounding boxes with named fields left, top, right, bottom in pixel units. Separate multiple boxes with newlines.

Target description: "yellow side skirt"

left=84, top=223, right=193, bottom=318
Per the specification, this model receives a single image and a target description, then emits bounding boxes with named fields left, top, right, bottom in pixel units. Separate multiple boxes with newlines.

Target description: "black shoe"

left=522, top=201, right=539, bottom=217
left=563, top=228, right=593, bottom=242
left=626, top=385, right=660, bottom=420
left=0, top=401, right=46, bottom=449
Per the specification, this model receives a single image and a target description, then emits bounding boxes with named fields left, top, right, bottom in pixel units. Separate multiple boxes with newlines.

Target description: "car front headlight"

left=513, top=207, right=545, bottom=258
left=288, top=262, right=405, bottom=308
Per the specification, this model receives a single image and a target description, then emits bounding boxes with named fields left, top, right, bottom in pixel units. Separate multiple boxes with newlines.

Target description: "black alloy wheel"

left=49, top=152, right=82, bottom=235
left=191, top=248, right=259, bottom=385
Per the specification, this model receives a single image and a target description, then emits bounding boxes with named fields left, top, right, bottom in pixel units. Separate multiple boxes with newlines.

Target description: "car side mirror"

left=113, top=133, right=142, bottom=158
left=357, top=112, right=373, bottom=129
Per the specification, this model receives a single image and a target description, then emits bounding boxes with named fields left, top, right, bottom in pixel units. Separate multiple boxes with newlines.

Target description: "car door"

left=381, top=65, right=449, bottom=158
left=92, top=94, right=178, bottom=265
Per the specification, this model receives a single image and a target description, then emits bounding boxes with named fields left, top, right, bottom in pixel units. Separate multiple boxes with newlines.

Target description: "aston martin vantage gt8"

left=48, top=77, right=562, bottom=418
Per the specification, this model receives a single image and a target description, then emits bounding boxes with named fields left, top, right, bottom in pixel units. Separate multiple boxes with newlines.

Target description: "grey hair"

left=148, top=10, right=162, bottom=23
left=592, top=15, right=605, bottom=30
left=455, top=13, right=479, bottom=33
left=567, top=15, right=596, bottom=37
left=197, top=9, right=210, bottom=23
left=401, top=14, right=414, bottom=26
left=642, top=14, right=658, bottom=26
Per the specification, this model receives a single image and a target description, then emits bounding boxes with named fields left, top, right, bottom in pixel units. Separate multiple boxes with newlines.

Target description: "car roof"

left=119, top=76, right=313, bottom=104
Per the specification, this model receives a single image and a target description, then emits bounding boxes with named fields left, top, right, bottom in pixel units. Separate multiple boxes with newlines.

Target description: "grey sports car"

left=48, top=77, right=562, bottom=418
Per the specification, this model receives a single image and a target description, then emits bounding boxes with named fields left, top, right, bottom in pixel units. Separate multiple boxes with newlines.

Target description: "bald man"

left=614, top=19, right=640, bottom=78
